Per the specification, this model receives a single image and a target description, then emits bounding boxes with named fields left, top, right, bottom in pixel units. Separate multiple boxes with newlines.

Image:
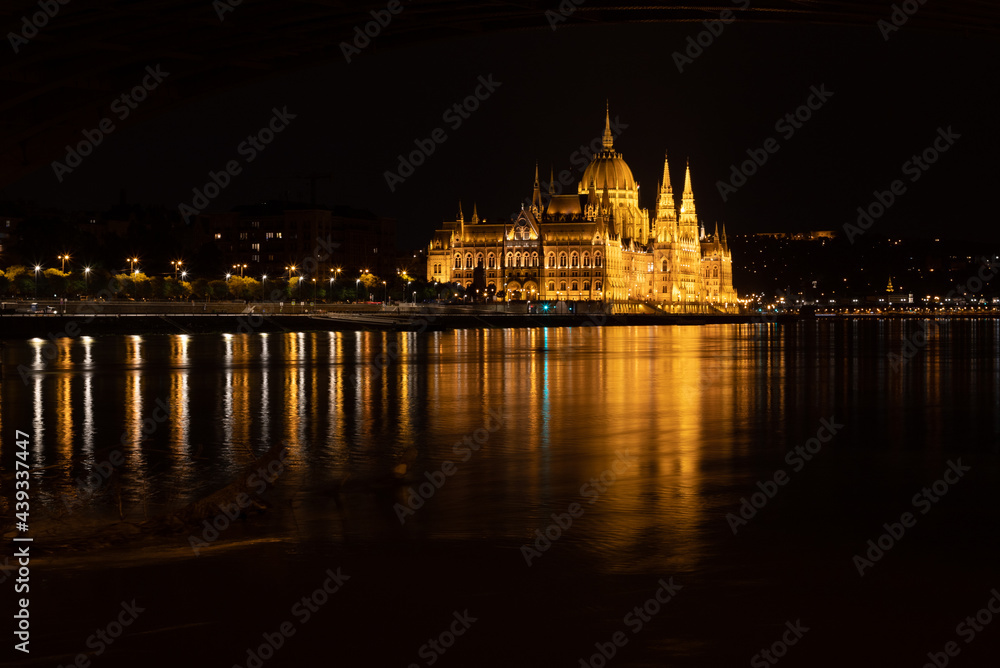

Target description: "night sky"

left=3, top=18, right=997, bottom=250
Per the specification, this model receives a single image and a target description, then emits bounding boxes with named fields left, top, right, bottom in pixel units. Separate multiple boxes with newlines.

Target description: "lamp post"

left=84, top=267, right=91, bottom=293
left=412, top=291, right=416, bottom=305
left=58, top=254, right=70, bottom=272
left=172, top=260, right=183, bottom=279
left=128, top=257, right=139, bottom=274
left=233, top=263, right=246, bottom=278
left=382, top=280, right=387, bottom=304
left=355, top=278, right=360, bottom=302
left=312, top=278, right=317, bottom=301
left=34, top=265, right=40, bottom=299
left=329, top=267, right=341, bottom=302
left=285, top=265, right=297, bottom=300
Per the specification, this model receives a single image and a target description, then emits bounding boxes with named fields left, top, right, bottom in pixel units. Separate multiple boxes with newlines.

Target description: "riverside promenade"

left=0, top=299, right=767, bottom=339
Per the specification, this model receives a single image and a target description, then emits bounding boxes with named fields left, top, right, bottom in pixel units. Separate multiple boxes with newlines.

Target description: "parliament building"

left=424, top=108, right=738, bottom=313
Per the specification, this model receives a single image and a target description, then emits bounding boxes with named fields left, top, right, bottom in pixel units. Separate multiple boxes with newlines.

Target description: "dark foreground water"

left=2, top=321, right=1000, bottom=667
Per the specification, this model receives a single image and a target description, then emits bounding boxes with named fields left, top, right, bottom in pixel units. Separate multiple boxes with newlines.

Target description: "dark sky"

left=4, top=18, right=997, bottom=250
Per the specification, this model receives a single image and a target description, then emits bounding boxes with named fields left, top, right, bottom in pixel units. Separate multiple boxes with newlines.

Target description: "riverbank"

left=3, top=311, right=999, bottom=339
left=0, top=311, right=766, bottom=339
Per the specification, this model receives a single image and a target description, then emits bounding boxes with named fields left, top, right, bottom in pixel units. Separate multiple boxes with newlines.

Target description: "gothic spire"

left=661, top=151, right=673, bottom=193
left=457, top=200, right=463, bottom=223
left=549, top=166, right=555, bottom=195
left=680, top=159, right=697, bottom=220
left=471, top=202, right=479, bottom=224
left=602, top=101, right=614, bottom=151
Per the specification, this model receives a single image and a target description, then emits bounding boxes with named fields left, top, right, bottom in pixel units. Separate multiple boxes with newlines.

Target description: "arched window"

left=465, top=253, right=473, bottom=269
left=570, top=252, right=579, bottom=268
left=583, top=253, right=590, bottom=267
left=488, top=253, right=495, bottom=269
left=595, top=253, right=603, bottom=268
left=595, top=281, right=603, bottom=291
left=713, top=266, right=719, bottom=278
left=560, top=281, right=567, bottom=291
left=476, top=253, right=484, bottom=268
left=571, top=281, right=578, bottom=291
left=559, top=253, right=568, bottom=268
left=515, top=252, right=522, bottom=268
left=583, top=281, right=591, bottom=291
left=531, top=252, right=538, bottom=267
left=506, top=252, right=513, bottom=267
left=454, top=254, right=461, bottom=269
left=662, top=259, right=668, bottom=272
left=547, top=253, right=555, bottom=268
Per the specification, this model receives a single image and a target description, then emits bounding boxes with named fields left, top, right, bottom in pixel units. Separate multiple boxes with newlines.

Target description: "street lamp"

left=312, top=278, right=317, bottom=301
left=57, top=254, right=70, bottom=272
left=412, top=291, right=416, bottom=305
left=83, top=267, right=91, bottom=293
left=171, top=260, right=183, bottom=279
left=233, top=263, right=246, bottom=277
left=34, top=265, right=40, bottom=298
left=286, top=265, right=297, bottom=298
left=382, top=280, right=387, bottom=304
left=128, top=257, right=139, bottom=274
left=225, top=273, right=231, bottom=282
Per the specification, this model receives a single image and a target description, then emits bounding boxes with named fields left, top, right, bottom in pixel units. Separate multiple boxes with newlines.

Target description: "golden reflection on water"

left=5, top=322, right=999, bottom=558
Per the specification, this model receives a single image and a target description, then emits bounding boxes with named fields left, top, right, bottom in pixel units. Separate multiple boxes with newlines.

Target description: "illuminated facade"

left=425, top=108, right=738, bottom=312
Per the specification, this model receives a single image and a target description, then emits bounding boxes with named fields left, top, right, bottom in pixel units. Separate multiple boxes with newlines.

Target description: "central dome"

left=580, top=150, right=637, bottom=192
left=578, top=105, right=638, bottom=194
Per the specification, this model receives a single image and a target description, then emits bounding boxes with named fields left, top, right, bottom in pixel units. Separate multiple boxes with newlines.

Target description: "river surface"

left=3, top=321, right=999, bottom=667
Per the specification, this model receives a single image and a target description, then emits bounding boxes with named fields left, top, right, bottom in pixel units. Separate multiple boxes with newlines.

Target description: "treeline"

left=0, top=266, right=446, bottom=302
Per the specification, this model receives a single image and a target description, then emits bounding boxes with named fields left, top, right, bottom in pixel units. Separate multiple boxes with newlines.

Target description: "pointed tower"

left=655, top=151, right=677, bottom=242
left=471, top=202, right=479, bottom=224
left=548, top=166, right=555, bottom=195
left=680, top=160, right=697, bottom=223
left=602, top=101, right=614, bottom=152
left=457, top=200, right=464, bottom=223
left=457, top=199, right=464, bottom=240
left=532, top=162, right=542, bottom=212
left=721, top=223, right=729, bottom=251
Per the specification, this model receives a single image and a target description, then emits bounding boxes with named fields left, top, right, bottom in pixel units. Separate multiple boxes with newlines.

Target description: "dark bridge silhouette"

left=2, top=0, right=995, bottom=187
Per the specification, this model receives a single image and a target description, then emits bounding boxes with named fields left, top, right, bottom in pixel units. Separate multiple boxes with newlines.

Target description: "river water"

left=3, top=321, right=999, bottom=667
